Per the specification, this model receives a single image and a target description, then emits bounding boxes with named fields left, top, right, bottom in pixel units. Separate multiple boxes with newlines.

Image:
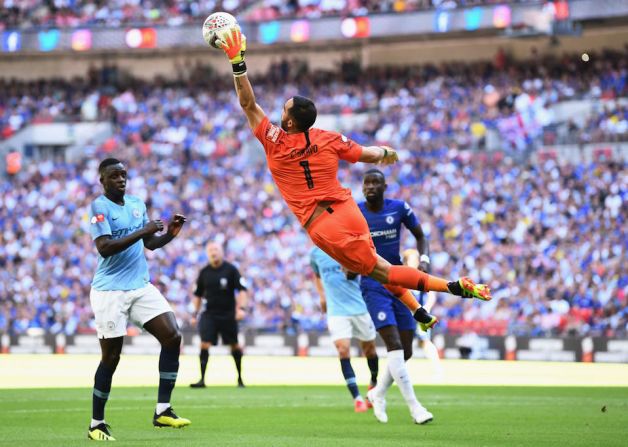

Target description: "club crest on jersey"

left=266, top=124, right=280, bottom=143
left=91, top=213, right=105, bottom=224
left=386, top=216, right=394, bottom=224
left=133, top=208, right=141, bottom=218
left=377, top=312, right=387, bottom=321
left=220, top=277, right=228, bottom=289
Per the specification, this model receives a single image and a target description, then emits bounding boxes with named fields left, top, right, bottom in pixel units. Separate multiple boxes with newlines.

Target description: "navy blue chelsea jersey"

left=358, top=199, right=419, bottom=266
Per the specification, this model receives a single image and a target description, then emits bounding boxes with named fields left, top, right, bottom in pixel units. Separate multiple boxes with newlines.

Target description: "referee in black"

left=190, top=241, right=248, bottom=388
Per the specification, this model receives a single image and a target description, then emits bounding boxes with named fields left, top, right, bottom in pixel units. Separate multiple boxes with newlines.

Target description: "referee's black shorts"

left=199, top=312, right=239, bottom=345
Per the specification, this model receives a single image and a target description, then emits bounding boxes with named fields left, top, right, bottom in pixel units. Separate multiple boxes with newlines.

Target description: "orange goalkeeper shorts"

left=306, top=199, right=378, bottom=276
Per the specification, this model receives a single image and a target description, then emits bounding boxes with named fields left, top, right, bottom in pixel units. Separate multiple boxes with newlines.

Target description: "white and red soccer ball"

left=202, top=12, right=239, bottom=49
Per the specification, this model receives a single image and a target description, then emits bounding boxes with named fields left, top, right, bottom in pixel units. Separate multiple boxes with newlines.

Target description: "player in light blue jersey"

left=310, top=247, right=379, bottom=413
left=86, top=158, right=190, bottom=441
left=359, top=168, right=434, bottom=425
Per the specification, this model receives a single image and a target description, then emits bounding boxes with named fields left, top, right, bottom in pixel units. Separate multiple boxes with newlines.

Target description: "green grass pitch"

left=1, top=386, right=626, bottom=446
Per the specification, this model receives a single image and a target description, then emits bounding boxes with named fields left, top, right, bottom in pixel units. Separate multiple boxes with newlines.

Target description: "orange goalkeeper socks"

left=384, top=285, right=419, bottom=312
left=387, top=265, right=450, bottom=293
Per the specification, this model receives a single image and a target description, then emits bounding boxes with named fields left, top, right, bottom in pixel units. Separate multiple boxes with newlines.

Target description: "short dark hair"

left=99, top=158, right=122, bottom=174
left=290, top=96, right=317, bottom=131
left=364, top=168, right=385, bottom=180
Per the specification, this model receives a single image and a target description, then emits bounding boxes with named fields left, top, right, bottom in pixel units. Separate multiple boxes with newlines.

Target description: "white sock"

left=375, top=361, right=394, bottom=397
left=90, top=419, right=105, bottom=428
left=156, top=403, right=171, bottom=415
left=387, top=349, right=420, bottom=410
left=355, top=395, right=364, bottom=402
left=423, top=341, right=444, bottom=381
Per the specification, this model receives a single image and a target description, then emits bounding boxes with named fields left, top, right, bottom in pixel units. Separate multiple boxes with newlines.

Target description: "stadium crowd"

left=1, top=0, right=543, bottom=29
left=0, top=51, right=626, bottom=339
left=2, top=49, right=628, bottom=147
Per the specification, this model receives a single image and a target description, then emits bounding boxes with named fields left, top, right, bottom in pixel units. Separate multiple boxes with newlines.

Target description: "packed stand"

left=1, top=0, right=542, bottom=30
left=0, top=0, right=257, bottom=30
left=2, top=49, right=628, bottom=148
left=0, top=52, right=626, bottom=339
left=247, top=0, right=540, bottom=21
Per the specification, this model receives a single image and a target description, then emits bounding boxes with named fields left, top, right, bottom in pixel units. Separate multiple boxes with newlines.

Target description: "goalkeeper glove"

left=218, top=27, right=247, bottom=76
left=379, top=145, right=399, bottom=165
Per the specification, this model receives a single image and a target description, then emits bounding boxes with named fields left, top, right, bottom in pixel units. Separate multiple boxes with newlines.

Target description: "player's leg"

left=307, top=200, right=490, bottom=321
left=191, top=312, right=215, bottom=388
left=420, top=333, right=444, bottom=383
left=360, top=282, right=396, bottom=422
left=88, top=337, right=123, bottom=441
left=335, top=338, right=367, bottom=412
left=88, top=288, right=129, bottom=441
left=359, top=339, right=378, bottom=388
left=133, top=284, right=189, bottom=428
left=354, top=312, right=378, bottom=389
left=399, top=328, right=414, bottom=361
left=358, top=334, right=378, bottom=410
left=143, top=311, right=190, bottom=427
left=328, top=315, right=367, bottom=411
left=396, top=302, right=434, bottom=424
left=369, top=255, right=491, bottom=301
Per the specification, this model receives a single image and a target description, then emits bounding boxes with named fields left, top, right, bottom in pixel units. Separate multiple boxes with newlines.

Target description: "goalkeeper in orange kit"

left=211, top=27, right=491, bottom=329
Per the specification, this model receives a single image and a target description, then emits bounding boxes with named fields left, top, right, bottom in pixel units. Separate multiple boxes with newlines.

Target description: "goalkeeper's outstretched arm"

left=218, top=27, right=265, bottom=130
left=233, top=74, right=265, bottom=130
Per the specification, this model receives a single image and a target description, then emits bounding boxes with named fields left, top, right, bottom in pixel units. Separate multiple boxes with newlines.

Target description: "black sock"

left=413, top=307, right=433, bottom=324
left=158, top=346, right=180, bottom=405
left=199, top=349, right=209, bottom=381
left=92, top=362, right=114, bottom=421
left=340, top=358, right=360, bottom=399
left=448, top=280, right=463, bottom=296
left=231, top=349, right=243, bottom=380
left=367, top=356, right=378, bottom=386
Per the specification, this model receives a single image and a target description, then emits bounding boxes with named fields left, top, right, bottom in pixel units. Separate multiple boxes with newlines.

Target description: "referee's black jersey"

left=194, top=262, right=247, bottom=316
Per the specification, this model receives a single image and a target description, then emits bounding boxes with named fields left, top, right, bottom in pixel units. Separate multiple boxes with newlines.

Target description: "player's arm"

left=313, top=274, right=327, bottom=314
left=218, top=28, right=265, bottom=130
left=358, top=145, right=399, bottom=165
left=95, top=220, right=163, bottom=258
left=233, top=74, right=266, bottom=130
left=143, top=214, right=186, bottom=250
left=190, top=274, right=204, bottom=326
left=309, top=254, right=327, bottom=313
left=409, top=224, right=431, bottom=273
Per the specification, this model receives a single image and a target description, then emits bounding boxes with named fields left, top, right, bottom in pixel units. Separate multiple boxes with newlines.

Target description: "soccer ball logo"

left=202, top=12, right=239, bottom=49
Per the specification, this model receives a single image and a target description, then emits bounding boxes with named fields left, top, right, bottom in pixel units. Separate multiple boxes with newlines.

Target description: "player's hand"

left=379, top=145, right=399, bottom=165
left=419, top=260, right=431, bottom=273
left=190, top=316, right=197, bottom=327
left=218, top=27, right=246, bottom=64
left=167, top=214, right=187, bottom=237
left=236, top=308, right=246, bottom=321
left=143, top=220, right=164, bottom=235
left=320, top=300, right=327, bottom=313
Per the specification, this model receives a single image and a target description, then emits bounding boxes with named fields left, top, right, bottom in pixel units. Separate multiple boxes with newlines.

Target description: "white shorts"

left=327, top=313, right=376, bottom=342
left=90, top=283, right=173, bottom=339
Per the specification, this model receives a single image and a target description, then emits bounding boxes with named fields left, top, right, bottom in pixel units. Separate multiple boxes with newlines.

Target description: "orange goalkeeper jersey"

left=254, top=116, right=363, bottom=226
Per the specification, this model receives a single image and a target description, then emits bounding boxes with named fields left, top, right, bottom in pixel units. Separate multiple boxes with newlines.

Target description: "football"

left=202, top=12, right=239, bottom=49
